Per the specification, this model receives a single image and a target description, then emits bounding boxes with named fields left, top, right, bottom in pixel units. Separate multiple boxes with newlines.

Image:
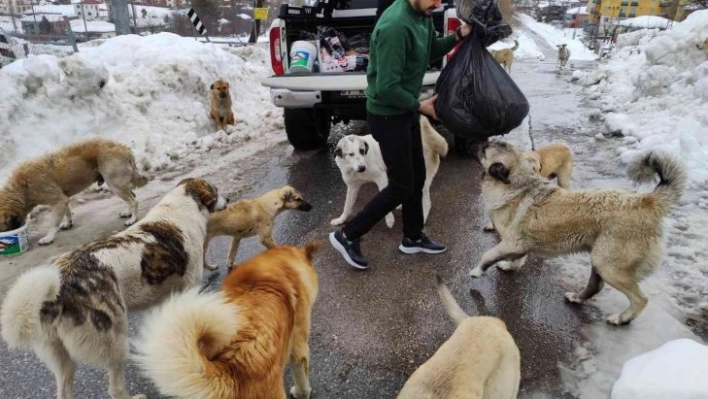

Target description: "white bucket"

left=0, top=223, right=29, bottom=256
left=289, top=40, right=317, bottom=74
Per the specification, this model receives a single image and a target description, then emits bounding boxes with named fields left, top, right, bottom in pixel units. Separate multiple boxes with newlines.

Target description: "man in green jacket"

left=330, top=0, right=471, bottom=269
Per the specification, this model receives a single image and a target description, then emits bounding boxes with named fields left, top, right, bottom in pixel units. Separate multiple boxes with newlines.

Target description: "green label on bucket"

left=290, top=50, right=310, bottom=67
left=0, top=236, right=21, bottom=255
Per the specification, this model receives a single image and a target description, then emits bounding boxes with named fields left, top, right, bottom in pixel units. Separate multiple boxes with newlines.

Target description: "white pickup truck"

left=260, top=0, right=462, bottom=150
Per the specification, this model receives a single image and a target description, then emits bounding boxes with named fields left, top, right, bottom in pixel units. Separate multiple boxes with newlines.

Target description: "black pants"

left=343, top=112, right=425, bottom=240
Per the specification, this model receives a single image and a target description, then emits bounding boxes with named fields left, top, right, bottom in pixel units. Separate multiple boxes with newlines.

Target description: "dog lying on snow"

left=485, top=143, right=573, bottom=232
left=204, top=185, right=313, bottom=271
left=470, top=141, right=686, bottom=325
left=0, top=178, right=227, bottom=399
left=397, top=275, right=520, bottom=399
left=331, top=115, right=448, bottom=228
left=134, top=242, right=322, bottom=399
left=490, top=39, right=519, bottom=74
left=0, top=138, right=149, bottom=245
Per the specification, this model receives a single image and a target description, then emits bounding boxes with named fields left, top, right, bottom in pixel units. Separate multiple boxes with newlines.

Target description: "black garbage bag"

left=434, top=30, right=529, bottom=140
left=456, top=0, right=511, bottom=46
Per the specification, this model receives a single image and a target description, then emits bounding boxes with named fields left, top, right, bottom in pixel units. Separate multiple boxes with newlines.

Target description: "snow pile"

left=517, top=13, right=598, bottom=61
left=0, top=32, right=282, bottom=184
left=572, top=10, right=708, bottom=188
left=611, top=339, right=708, bottom=399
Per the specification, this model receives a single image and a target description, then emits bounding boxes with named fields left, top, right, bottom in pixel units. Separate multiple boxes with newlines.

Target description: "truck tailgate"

left=261, top=71, right=442, bottom=91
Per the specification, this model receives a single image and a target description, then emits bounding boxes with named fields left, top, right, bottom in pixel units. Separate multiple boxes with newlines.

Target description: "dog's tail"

left=1, top=266, right=61, bottom=349
left=129, top=155, right=150, bottom=188
left=435, top=274, right=469, bottom=325
left=420, top=115, right=449, bottom=157
left=512, top=39, right=519, bottom=51
left=628, top=151, right=687, bottom=214
left=134, top=287, right=240, bottom=399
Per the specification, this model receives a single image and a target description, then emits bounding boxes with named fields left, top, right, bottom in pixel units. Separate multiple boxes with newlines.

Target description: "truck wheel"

left=284, top=108, right=331, bottom=150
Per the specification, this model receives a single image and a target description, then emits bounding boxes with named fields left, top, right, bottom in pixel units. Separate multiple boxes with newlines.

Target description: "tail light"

left=269, top=26, right=284, bottom=76
left=446, top=17, right=462, bottom=62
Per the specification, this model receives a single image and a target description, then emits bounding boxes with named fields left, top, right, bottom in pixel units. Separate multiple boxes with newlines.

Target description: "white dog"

left=331, top=115, right=449, bottom=228
left=0, top=178, right=227, bottom=399
left=557, top=44, right=570, bottom=68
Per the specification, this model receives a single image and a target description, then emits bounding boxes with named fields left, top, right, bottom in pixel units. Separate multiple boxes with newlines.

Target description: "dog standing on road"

left=557, top=44, right=570, bottom=68
left=397, top=275, right=520, bottom=399
left=331, top=115, right=448, bottom=228
left=470, top=141, right=687, bottom=325
left=134, top=242, right=322, bottom=399
left=204, top=185, right=313, bottom=271
left=209, top=78, right=235, bottom=132
left=0, top=138, right=149, bottom=245
left=1, top=178, right=227, bottom=399
left=490, top=40, right=519, bottom=73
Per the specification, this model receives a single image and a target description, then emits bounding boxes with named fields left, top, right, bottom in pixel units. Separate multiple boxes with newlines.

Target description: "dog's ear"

left=210, top=83, right=214, bottom=90
left=181, top=178, right=218, bottom=211
left=362, top=141, right=369, bottom=155
left=333, top=146, right=343, bottom=158
left=281, top=188, right=294, bottom=203
left=488, top=162, right=511, bottom=184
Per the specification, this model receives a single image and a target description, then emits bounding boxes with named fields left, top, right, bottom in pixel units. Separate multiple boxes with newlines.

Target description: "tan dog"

left=470, top=141, right=687, bottom=325
left=485, top=143, right=573, bottom=232
left=0, top=138, right=149, bottom=245
left=557, top=44, right=570, bottom=68
left=134, top=242, right=322, bottom=399
left=490, top=40, right=519, bottom=73
left=204, top=185, right=313, bottom=271
left=397, top=275, right=520, bottom=399
left=209, top=78, right=235, bottom=132
left=1, top=178, right=227, bottom=399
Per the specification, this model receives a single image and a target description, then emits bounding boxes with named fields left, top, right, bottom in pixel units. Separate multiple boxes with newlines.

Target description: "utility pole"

left=130, top=0, right=138, bottom=34
left=110, top=0, right=131, bottom=34
left=81, top=2, right=88, bottom=39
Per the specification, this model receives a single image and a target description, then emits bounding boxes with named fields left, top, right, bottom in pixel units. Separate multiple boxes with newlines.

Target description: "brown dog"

left=0, top=138, right=149, bottom=245
left=397, top=275, right=520, bottom=399
left=470, top=141, right=687, bottom=325
left=209, top=78, right=235, bottom=132
left=204, top=185, right=313, bottom=271
left=490, top=40, right=519, bottom=73
left=135, top=242, right=322, bottom=399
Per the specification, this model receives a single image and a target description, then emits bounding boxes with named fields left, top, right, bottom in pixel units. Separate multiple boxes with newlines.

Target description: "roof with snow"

left=20, top=13, right=64, bottom=22
left=26, top=4, right=77, bottom=17
left=70, top=19, right=114, bottom=32
left=79, top=0, right=103, bottom=5
left=566, top=6, right=587, bottom=15
left=618, top=15, right=672, bottom=28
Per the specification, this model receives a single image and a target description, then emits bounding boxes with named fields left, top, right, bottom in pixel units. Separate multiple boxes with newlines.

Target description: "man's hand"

left=460, top=23, right=472, bottom=38
left=419, top=94, right=438, bottom=120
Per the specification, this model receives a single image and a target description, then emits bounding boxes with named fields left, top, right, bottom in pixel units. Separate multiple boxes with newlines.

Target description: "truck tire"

left=284, top=108, right=331, bottom=150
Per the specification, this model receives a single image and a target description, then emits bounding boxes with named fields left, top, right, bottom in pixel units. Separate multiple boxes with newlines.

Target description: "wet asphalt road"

left=0, top=40, right=603, bottom=399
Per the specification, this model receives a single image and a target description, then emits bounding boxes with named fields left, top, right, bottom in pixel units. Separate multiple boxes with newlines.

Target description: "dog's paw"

left=469, top=267, right=484, bottom=278
left=483, top=222, right=496, bottom=232
left=564, top=292, right=584, bottom=304
left=131, top=394, right=147, bottom=399
left=38, top=236, right=55, bottom=245
left=119, top=210, right=132, bottom=218
left=124, top=216, right=137, bottom=226
left=385, top=213, right=394, bottom=228
left=606, top=313, right=632, bottom=326
left=496, top=261, right=514, bottom=271
left=290, top=385, right=311, bottom=399
left=204, top=263, right=219, bottom=272
left=396, top=204, right=402, bottom=211
left=59, top=220, right=73, bottom=230
left=330, top=217, right=346, bottom=226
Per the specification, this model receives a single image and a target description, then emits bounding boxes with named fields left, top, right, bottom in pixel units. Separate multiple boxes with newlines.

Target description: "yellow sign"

left=254, top=7, right=269, bottom=20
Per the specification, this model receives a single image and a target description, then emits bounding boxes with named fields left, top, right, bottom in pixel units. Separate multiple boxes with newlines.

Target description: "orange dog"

left=209, top=78, right=235, bottom=132
left=135, top=242, right=322, bottom=399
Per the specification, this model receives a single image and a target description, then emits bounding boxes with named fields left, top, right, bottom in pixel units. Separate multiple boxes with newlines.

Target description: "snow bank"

left=0, top=33, right=281, bottom=184
left=517, top=13, right=597, bottom=61
left=572, top=10, right=708, bottom=188
left=611, top=339, right=708, bottom=399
